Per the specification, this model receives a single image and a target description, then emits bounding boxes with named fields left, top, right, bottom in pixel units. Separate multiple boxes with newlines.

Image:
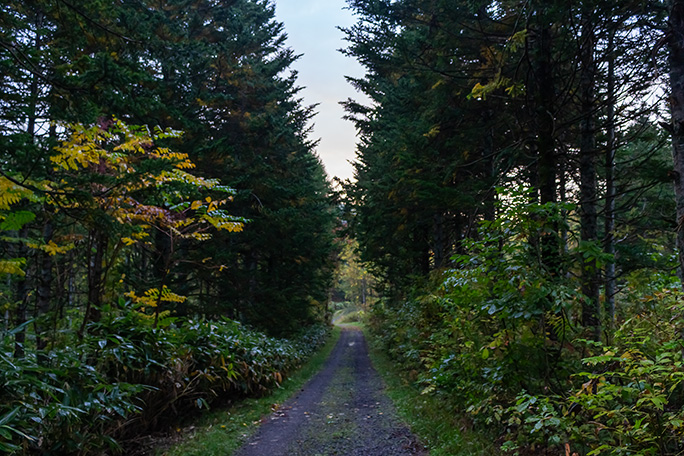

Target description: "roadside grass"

left=361, top=324, right=495, bottom=456
left=158, top=326, right=342, bottom=456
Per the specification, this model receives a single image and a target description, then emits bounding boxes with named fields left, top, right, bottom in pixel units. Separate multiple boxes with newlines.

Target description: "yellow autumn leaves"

left=125, top=286, right=187, bottom=308
left=1, top=118, right=244, bottom=285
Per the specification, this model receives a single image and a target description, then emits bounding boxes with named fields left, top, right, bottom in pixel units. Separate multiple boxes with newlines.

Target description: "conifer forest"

left=3, top=0, right=684, bottom=455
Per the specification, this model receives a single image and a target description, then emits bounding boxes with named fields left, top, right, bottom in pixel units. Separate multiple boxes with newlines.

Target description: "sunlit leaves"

left=0, top=176, right=40, bottom=210
left=48, top=118, right=244, bottom=246
left=26, top=240, right=75, bottom=256
left=125, top=286, right=187, bottom=308
left=0, top=258, right=27, bottom=277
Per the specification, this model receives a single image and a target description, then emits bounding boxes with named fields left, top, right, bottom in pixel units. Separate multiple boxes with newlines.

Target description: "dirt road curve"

left=234, top=327, right=427, bottom=456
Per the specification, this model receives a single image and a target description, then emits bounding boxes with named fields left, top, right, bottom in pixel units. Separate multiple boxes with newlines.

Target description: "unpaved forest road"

left=234, top=327, right=427, bottom=456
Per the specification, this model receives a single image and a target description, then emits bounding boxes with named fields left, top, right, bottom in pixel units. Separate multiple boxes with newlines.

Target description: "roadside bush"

left=0, top=339, right=144, bottom=455
left=369, top=194, right=585, bottom=423
left=0, top=310, right=330, bottom=455
left=365, top=187, right=684, bottom=455
left=368, top=265, right=684, bottom=455
left=501, top=289, right=684, bottom=456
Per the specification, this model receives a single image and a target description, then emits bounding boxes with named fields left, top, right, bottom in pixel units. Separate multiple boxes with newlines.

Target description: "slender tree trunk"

left=26, top=12, right=42, bottom=141
left=361, top=276, right=367, bottom=308
left=483, top=111, right=496, bottom=223
left=36, top=212, right=54, bottom=352
left=579, top=11, right=600, bottom=340
left=153, top=230, right=173, bottom=328
left=604, top=29, right=617, bottom=332
left=13, top=227, right=30, bottom=358
left=36, top=124, right=57, bottom=350
left=80, top=229, right=107, bottom=335
left=432, top=212, right=445, bottom=268
left=14, top=276, right=29, bottom=358
left=245, top=250, right=259, bottom=320
left=559, top=152, right=568, bottom=255
left=420, top=226, right=431, bottom=275
left=533, top=19, right=561, bottom=274
left=537, top=44, right=556, bottom=207
left=671, top=0, right=684, bottom=287
left=669, top=0, right=684, bottom=359
left=14, top=11, right=44, bottom=355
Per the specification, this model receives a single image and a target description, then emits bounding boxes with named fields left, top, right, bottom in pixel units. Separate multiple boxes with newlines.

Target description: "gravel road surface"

left=234, top=327, right=427, bottom=456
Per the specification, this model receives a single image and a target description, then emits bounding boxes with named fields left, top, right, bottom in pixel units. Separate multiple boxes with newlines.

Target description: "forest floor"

left=232, top=326, right=427, bottom=456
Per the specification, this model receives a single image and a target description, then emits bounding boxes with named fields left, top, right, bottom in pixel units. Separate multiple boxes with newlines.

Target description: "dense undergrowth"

left=0, top=308, right=330, bottom=455
left=368, top=196, right=684, bottom=456
left=162, top=326, right=342, bottom=456
left=370, top=288, right=684, bottom=456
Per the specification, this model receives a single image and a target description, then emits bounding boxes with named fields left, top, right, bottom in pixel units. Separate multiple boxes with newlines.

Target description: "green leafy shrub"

left=501, top=290, right=684, bottom=456
left=369, top=192, right=585, bottom=423
left=365, top=186, right=684, bottom=455
left=0, top=333, right=144, bottom=454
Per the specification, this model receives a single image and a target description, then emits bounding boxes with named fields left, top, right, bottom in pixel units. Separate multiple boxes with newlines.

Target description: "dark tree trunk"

left=536, top=28, right=556, bottom=208
left=670, top=0, right=684, bottom=357
left=671, top=0, right=684, bottom=286
left=14, top=12, right=43, bottom=356
left=482, top=111, right=496, bottom=223
left=532, top=19, right=561, bottom=275
left=432, top=212, right=445, bottom=269
left=36, top=212, right=54, bottom=352
left=13, top=227, right=30, bottom=358
left=604, top=29, right=617, bottom=331
left=579, top=12, right=600, bottom=340
left=153, top=230, right=173, bottom=328
left=80, top=229, right=107, bottom=336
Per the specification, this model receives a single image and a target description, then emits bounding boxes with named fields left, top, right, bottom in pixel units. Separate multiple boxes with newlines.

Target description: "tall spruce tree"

left=344, top=0, right=671, bottom=333
left=0, top=0, right=337, bottom=338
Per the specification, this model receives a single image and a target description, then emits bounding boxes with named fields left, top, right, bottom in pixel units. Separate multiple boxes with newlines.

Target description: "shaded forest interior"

left=3, top=0, right=684, bottom=455
left=1, top=0, right=336, bottom=453
left=342, top=1, right=684, bottom=455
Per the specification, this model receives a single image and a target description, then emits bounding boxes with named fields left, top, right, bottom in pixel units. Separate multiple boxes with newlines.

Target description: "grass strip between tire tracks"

left=158, top=326, right=342, bottom=456
left=360, top=324, right=494, bottom=456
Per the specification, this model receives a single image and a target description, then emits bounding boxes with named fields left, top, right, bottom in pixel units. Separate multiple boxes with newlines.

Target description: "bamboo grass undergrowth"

left=159, top=326, right=342, bottom=456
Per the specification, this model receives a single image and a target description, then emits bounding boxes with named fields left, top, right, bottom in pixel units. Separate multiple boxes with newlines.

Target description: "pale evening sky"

left=274, top=0, right=366, bottom=182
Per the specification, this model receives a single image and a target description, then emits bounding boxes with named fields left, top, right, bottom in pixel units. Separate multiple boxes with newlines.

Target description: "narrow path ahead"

left=235, top=327, right=427, bottom=456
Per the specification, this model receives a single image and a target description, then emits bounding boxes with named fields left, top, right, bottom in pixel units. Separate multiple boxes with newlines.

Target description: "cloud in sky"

left=274, top=0, right=367, bottom=181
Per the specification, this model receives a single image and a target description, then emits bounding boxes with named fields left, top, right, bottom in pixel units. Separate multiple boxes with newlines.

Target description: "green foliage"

left=500, top=291, right=684, bottom=455
left=334, top=239, right=377, bottom=308
left=0, top=333, right=145, bottom=454
left=0, top=312, right=330, bottom=455
left=0, top=212, right=36, bottom=232
left=363, top=325, right=494, bottom=456
left=0, top=0, right=337, bottom=339
left=343, top=0, right=505, bottom=294
left=367, top=198, right=684, bottom=454
left=362, top=193, right=601, bottom=450
left=343, top=0, right=676, bottom=454
left=164, top=327, right=342, bottom=456
left=0, top=1, right=339, bottom=450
